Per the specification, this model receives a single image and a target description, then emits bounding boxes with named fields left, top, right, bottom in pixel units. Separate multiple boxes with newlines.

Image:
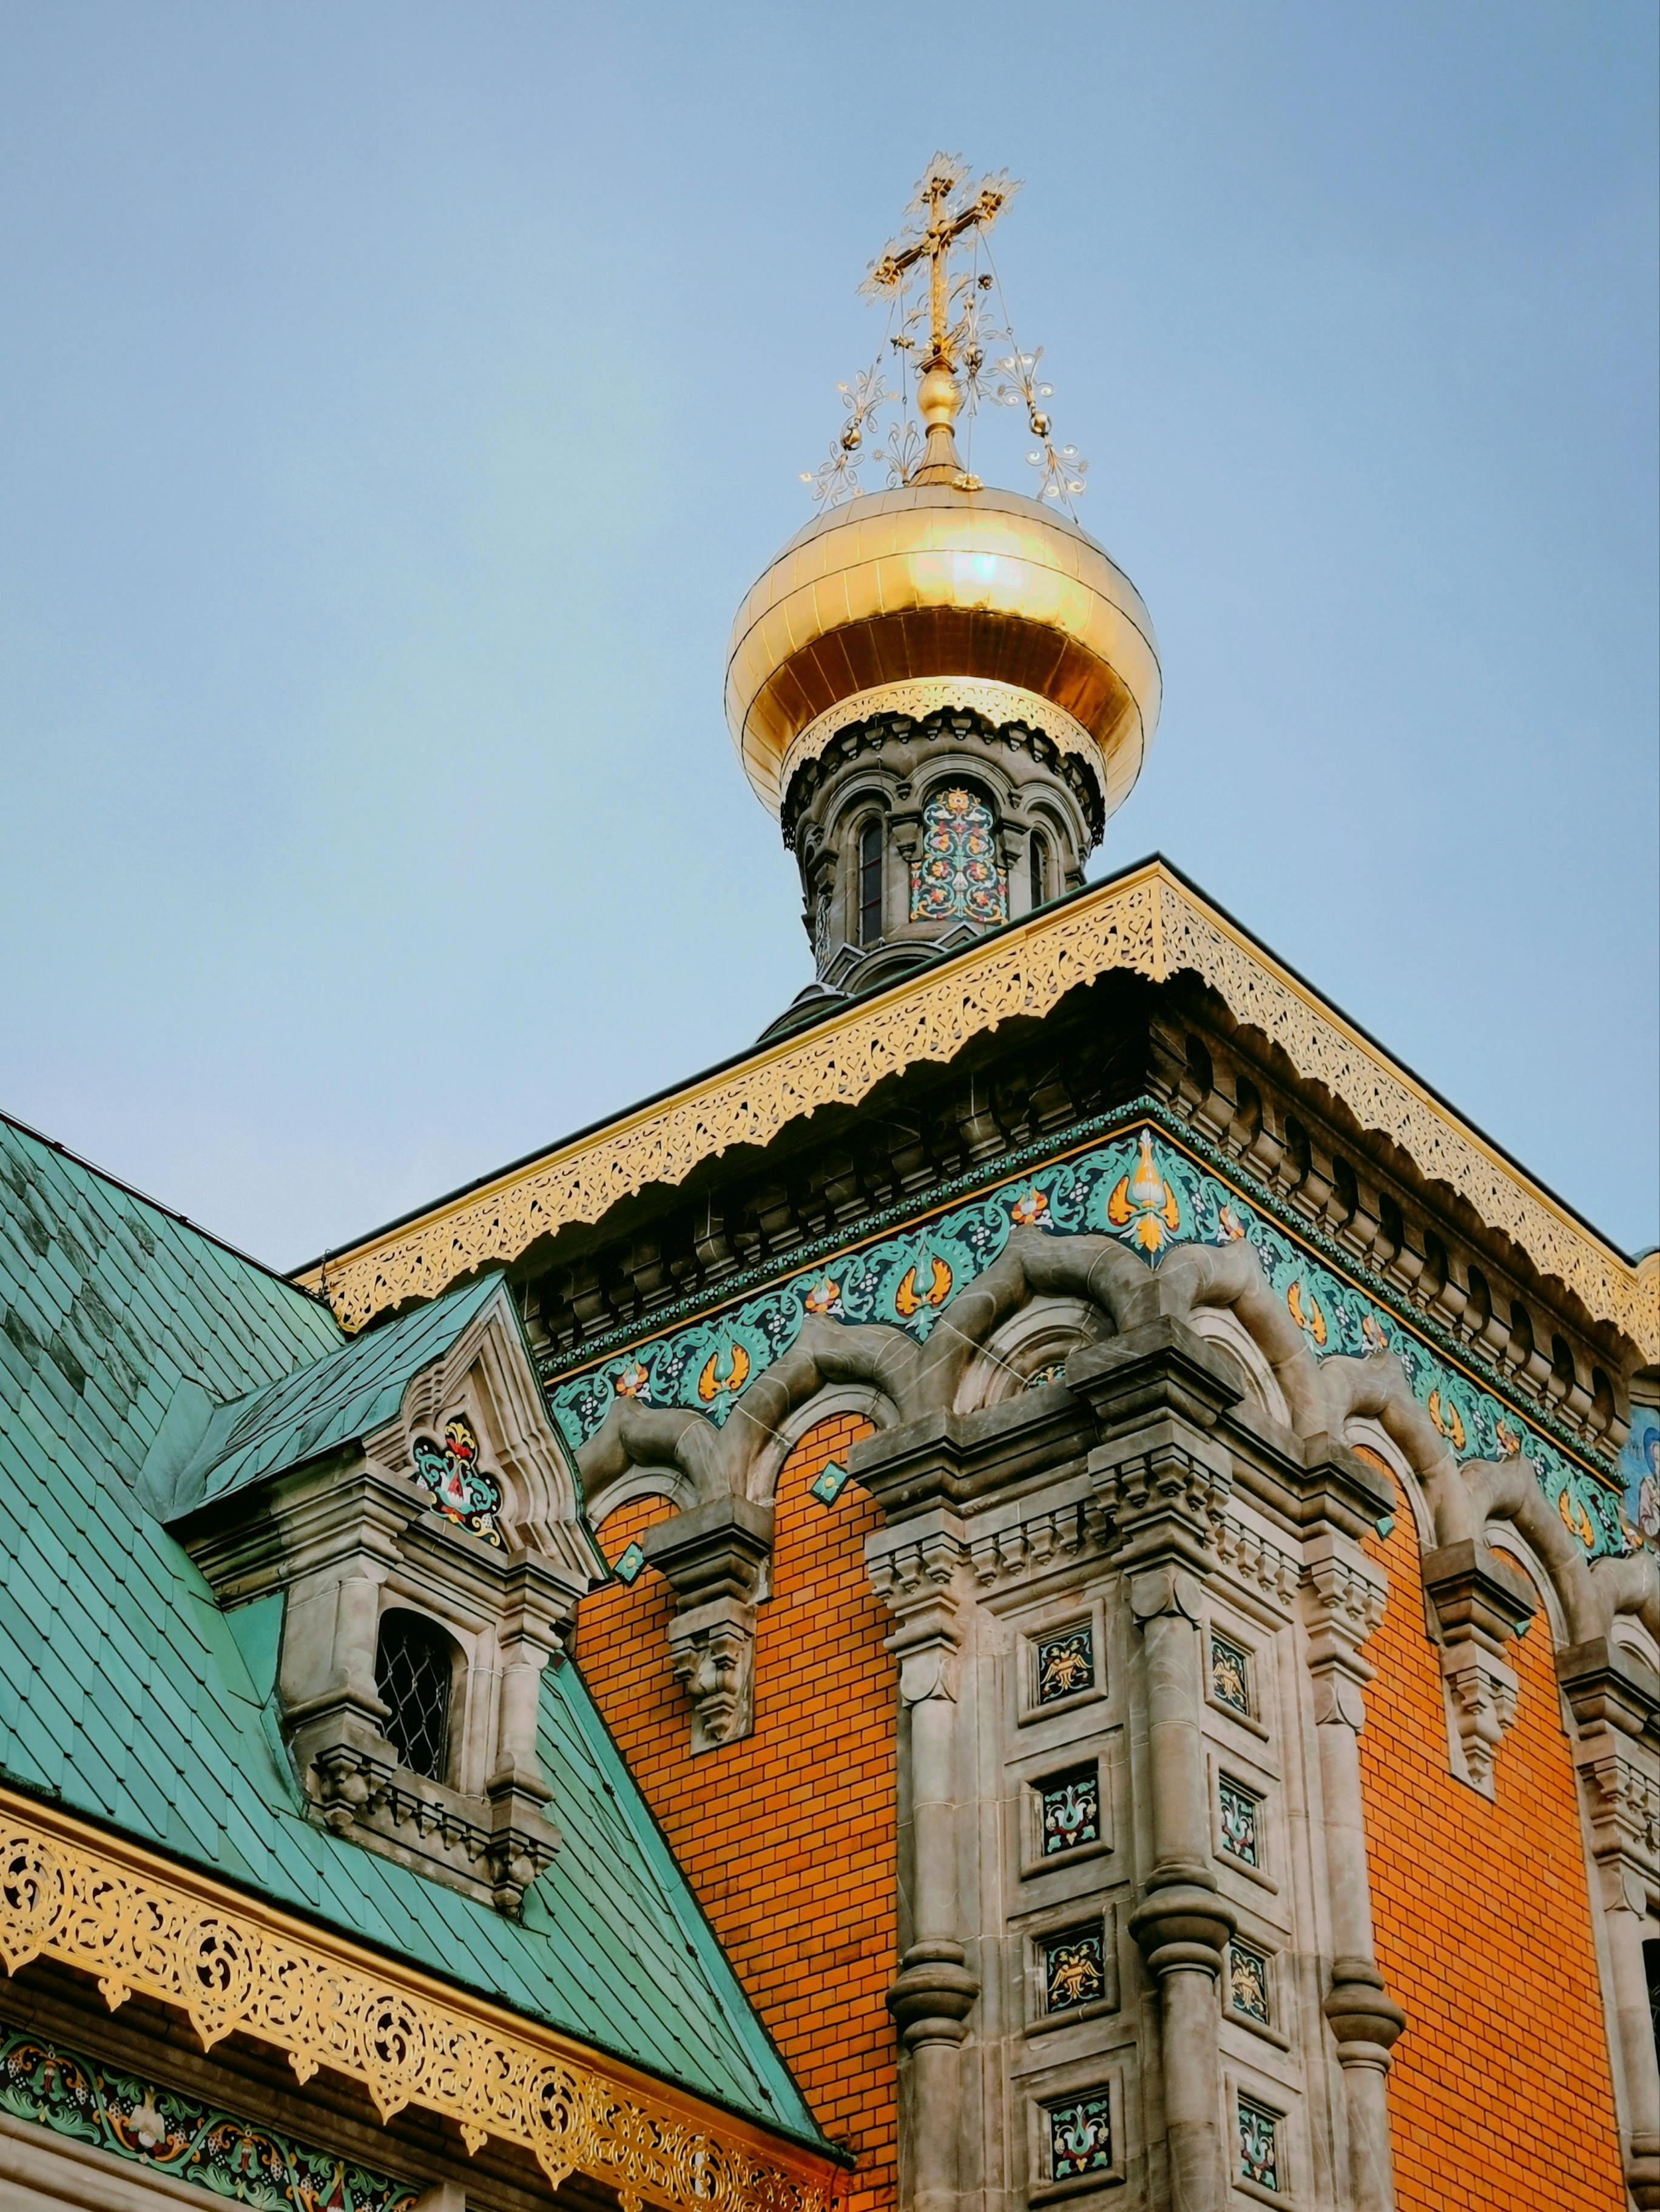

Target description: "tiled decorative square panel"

left=1218, top=1777, right=1261, bottom=1867
left=1229, top=1939, right=1271, bottom=2025
left=808, top=1458, right=850, bottom=1506
left=1034, top=1624, right=1095, bottom=1705
left=1039, top=1765, right=1101, bottom=1856
left=1210, top=1632, right=1251, bottom=1715
left=1041, top=1923, right=1106, bottom=2012
left=1238, top=2097, right=1280, bottom=2191
left=1048, top=2092, right=1113, bottom=2181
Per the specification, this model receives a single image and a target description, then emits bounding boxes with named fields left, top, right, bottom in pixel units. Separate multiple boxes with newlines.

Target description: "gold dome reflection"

left=725, top=480, right=1161, bottom=818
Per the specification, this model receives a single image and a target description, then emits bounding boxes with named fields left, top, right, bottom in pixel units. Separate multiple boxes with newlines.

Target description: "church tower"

left=726, top=157, right=1160, bottom=1028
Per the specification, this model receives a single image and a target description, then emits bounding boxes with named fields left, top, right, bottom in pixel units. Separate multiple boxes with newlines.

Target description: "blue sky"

left=2, top=2, right=1655, bottom=1267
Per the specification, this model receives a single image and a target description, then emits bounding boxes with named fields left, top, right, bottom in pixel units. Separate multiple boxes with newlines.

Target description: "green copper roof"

left=0, top=1113, right=819, bottom=2146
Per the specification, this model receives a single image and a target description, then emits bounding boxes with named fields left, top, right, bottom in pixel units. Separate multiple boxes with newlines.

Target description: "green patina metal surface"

left=0, top=1114, right=819, bottom=2146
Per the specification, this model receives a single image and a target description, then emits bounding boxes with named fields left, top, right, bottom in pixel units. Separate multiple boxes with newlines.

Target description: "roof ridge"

left=0, top=1105, right=325, bottom=1301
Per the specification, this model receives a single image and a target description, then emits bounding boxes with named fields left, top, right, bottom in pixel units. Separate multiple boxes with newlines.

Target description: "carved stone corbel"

left=1420, top=1540, right=1535, bottom=1795
left=644, top=1497, right=774, bottom=1753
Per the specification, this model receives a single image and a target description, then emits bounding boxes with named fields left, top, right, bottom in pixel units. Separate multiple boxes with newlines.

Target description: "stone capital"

left=643, top=1495, right=774, bottom=1610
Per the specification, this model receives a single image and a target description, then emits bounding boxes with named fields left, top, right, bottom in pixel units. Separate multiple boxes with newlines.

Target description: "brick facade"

left=1360, top=1497, right=1627, bottom=2210
left=573, top=1415, right=897, bottom=2208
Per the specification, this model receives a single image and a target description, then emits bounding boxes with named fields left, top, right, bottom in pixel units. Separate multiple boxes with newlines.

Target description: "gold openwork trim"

left=298, top=866, right=1653, bottom=1358
left=776, top=677, right=1102, bottom=803
left=0, top=1792, right=843, bottom=2212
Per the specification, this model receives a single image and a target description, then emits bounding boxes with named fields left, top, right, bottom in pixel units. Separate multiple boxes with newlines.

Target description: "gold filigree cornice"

left=297, top=865, right=1655, bottom=1360
left=0, top=1790, right=842, bottom=2212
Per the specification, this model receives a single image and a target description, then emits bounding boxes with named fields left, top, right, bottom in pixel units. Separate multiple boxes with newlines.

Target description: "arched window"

left=374, top=1610, right=453, bottom=1782
left=1029, top=834, right=1049, bottom=911
left=909, top=787, right=1007, bottom=926
left=858, top=818, right=884, bottom=945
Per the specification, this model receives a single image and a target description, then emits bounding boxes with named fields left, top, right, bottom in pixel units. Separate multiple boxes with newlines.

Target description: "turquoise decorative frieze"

left=0, top=2026, right=418, bottom=2211
left=544, top=1118, right=1628, bottom=1557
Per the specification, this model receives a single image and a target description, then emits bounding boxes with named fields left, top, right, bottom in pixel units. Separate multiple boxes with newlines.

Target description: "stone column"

left=1559, top=1640, right=1660, bottom=2210
left=1091, top=1415, right=1236, bottom=2212
left=869, top=1525, right=979, bottom=2212
left=1303, top=1536, right=1405, bottom=2212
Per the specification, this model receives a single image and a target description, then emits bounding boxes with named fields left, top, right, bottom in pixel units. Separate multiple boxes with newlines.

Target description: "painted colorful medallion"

left=1042, top=1924, right=1106, bottom=2012
left=1210, top=1632, right=1252, bottom=1715
left=908, top=787, right=1008, bottom=926
left=1219, top=1776, right=1261, bottom=1867
left=410, top=1414, right=503, bottom=1546
left=1238, top=2098, right=1280, bottom=2190
left=1034, top=1624, right=1095, bottom=1704
left=1040, top=1765, right=1101, bottom=1856
left=1048, top=2092, right=1114, bottom=2180
left=1229, top=1939, right=1271, bottom=2025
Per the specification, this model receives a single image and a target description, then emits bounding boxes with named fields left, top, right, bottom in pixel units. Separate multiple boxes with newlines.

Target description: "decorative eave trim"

left=0, top=1788, right=843, bottom=2212
left=294, top=863, right=1655, bottom=1360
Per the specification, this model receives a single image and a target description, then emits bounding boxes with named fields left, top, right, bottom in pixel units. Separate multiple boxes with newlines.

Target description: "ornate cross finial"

left=801, top=157, right=1089, bottom=510
left=862, top=154, right=1014, bottom=484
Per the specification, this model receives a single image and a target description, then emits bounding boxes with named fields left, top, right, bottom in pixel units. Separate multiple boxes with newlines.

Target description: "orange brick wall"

left=572, top=1415, right=897, bottom=2208
left=1358, top=1474, right=1626, bottom=2210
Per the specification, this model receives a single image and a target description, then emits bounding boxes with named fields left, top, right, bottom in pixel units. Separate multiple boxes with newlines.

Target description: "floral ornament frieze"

left=0, top=1801, right=843, bottom=2212
left=0, top=2026, right=418, bottom=2212
left=546, top=1121, right=1631, bottom=1559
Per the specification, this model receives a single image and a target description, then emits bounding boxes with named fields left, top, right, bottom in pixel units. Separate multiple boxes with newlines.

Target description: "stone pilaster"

left=868, top=1522, right=979, bottom=2212
left=1301, top=1533, right=1405, bottom=2212
left=1079, top=1323, right=1239, bottom=2212
left=1559, top=1637, right=1660, bottom=2210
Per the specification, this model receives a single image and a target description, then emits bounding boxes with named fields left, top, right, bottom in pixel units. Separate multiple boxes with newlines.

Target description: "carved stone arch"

left=746, top=1381, right=896, bottom=1505
left=1341, top=1415, right=1435, bottom=1551
left=952, top=1294, right=1108, bottom=1414
left=587, top=1463, right=699, bottom=1536
left=1188, top=1305, right=1292, bottom=1431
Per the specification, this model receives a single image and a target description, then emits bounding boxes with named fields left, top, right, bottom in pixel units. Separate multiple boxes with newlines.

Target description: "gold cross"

left=865, top=153, right=1016, bottom=369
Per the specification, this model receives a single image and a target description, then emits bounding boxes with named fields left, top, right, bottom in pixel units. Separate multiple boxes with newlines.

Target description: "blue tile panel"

left=0, top=1114, right=818, bottom=2146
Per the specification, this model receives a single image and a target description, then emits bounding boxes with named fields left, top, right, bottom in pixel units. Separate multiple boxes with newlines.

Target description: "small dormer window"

left=375, top=1610, right=453, bottom=1782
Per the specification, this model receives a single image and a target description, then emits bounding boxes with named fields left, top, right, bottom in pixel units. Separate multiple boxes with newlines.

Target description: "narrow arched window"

left=859, top=818, right=884, bottom=945
left=374, top=1610, right=453, bottom=1782
left=1029, top=834, right=1048, bottom=911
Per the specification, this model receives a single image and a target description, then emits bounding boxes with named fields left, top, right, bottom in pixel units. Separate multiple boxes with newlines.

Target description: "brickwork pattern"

left=573, top=1416, right=897, bottom=2208
left=1358, top=1497, right=1626, bottom=2210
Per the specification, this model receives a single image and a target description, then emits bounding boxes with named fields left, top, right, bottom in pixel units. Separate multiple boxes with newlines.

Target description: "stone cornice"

left=0, top=1788, right=842, bottom=2211
left=294, top=863, right=1653, bottom=1359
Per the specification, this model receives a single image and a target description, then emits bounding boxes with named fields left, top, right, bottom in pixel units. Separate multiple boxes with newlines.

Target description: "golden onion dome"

left=725, top=478, right=1161, bottom=820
